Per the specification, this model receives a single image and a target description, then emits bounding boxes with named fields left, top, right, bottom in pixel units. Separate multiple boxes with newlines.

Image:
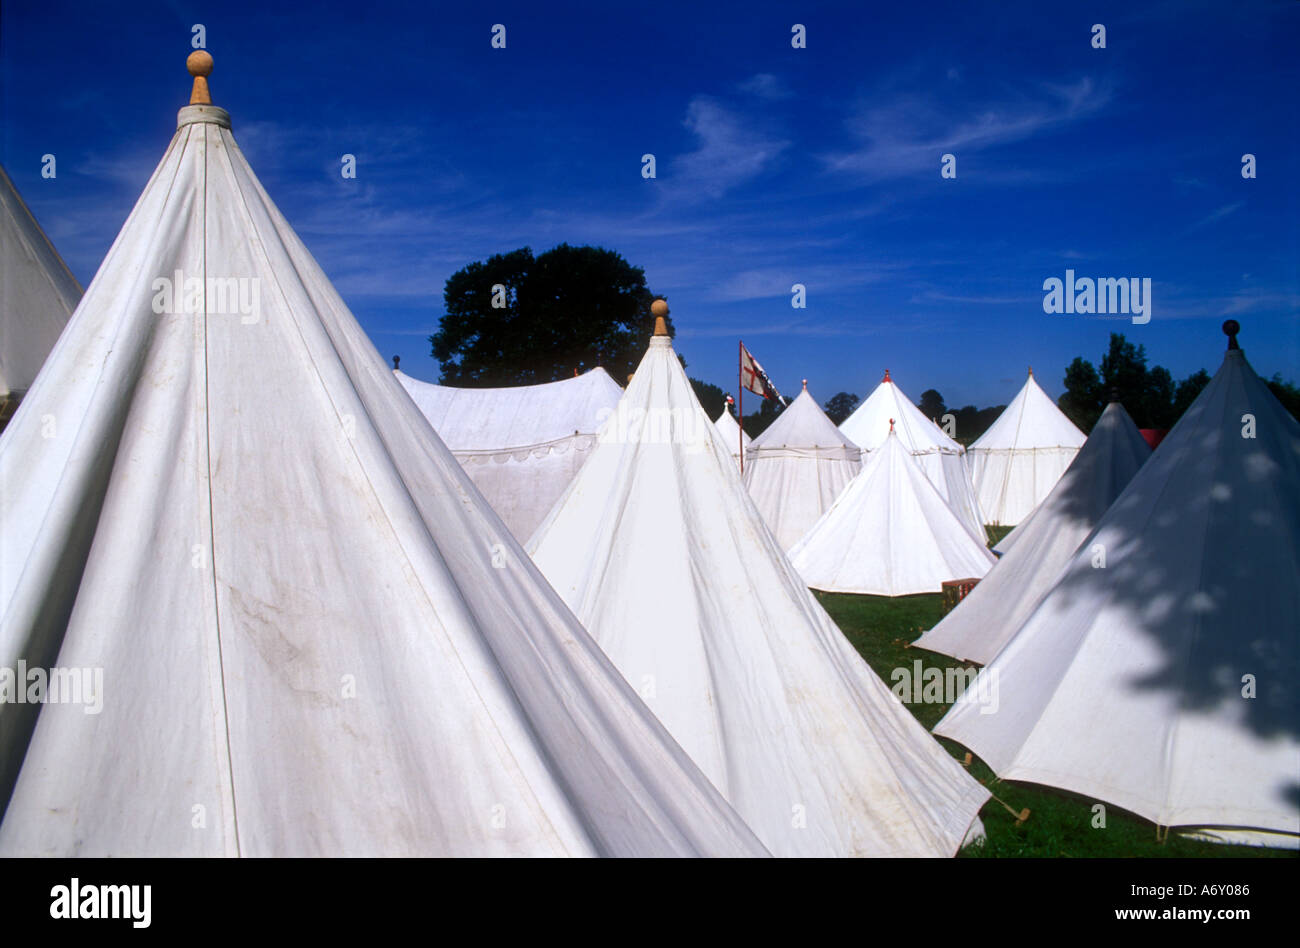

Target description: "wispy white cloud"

left=1190, top=201, right=1244, bottom=230
left=823, top=76, right=1113, bottom=180
left=664, top=97, right=789, bottom=201
left=736, top=73, right=793, bottom=101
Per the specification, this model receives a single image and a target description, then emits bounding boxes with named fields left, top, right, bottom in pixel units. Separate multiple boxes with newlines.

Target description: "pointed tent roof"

left=840, top=369, right=987, bottom=541
left=840, top=369, right=962, bottom=454
left=915, top=400, right=1150, bottom=664
left=789, top=430, right=996, bottom=597
left=0, top=162, right=82, bottom=399
left=968, top=369, right=1086, bottom=526
left=937, top=325, right=1300, bottom=846
left=528, top=306, right=988, bottom=856
left=393, top=367, right=623, bottom=539
left=713, top=405, right=750, bottom=467
left=0, top=52, right=765, bottom=858
left=744, top=383, right=862, bottom=550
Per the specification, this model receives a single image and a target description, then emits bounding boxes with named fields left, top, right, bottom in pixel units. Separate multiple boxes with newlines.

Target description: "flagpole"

left=738, top=339, right=744, bottom=474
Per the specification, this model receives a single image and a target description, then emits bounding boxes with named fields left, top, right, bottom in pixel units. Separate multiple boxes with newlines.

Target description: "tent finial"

left=1027, top=365, right=1033, bottom=377
left=883, top=368, right=891, bottom=383
left=651, top=298, right=669, bottom=337
left=802, top=379, right=808, bottom=391
left=187, top=50, right=214, bottom=105
left=1109, top=386, right=1119, bottom=403
left=392, top=355, right=400, bottom=370
left=1223, top=319, right=1240, bottom=350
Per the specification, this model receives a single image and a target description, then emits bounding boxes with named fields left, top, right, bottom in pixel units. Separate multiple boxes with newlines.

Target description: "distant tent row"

left=968, top=369, right=1086, bottom=527
left=839, top=370, right=987, bottom=543
left=713, top=403, right=750, bottom=468
left=790, top=428, right=996, bottom=597
left=395, top=367, right=622, bottom=540
left=743, top=383, right=862, bottom=550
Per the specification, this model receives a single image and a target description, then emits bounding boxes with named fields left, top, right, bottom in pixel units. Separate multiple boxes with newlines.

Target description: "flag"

left=739, top=342, right=785, bottom=404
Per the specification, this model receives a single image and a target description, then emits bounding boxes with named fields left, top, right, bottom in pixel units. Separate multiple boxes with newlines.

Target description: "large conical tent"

left=0, top=162, right=82, bottom=421
left=744, top=383, right=862, bottom=550
left=967, top=369, right=1085, bottom=526
left=789, top=429, right=996, bottom=597
left=713, top=403, right=750, bottom=468
left=0, top=53, right=767, bottom=858
left=936, top=324, right=1300, bottom=847
left=915, top=400, right=1150, bottom=664
left=394, top=366, right=623, bottom=540
left=528, top=306, right=989, bottom=857
left=839, top=370, right=987, bottom=542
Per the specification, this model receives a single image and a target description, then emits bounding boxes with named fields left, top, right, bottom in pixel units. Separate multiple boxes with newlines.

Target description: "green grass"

left=985, top=524, right=1015, bottom=547
left=813, top=589, right=1293, bottom=858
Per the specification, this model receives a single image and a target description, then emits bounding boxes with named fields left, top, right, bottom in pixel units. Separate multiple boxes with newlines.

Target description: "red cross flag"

left=739, top=342, right=785, bottom=404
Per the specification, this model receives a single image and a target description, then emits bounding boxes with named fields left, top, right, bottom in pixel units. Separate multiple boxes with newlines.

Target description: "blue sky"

left=3, top=0, right=1297, bottom=411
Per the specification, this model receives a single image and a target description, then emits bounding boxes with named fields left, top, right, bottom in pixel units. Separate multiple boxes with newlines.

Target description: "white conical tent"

left=936, top=334, right=1300, bottom=847
left=839, top=370, right=987, bottom=542
left=394, top=367, right=622, bottom=540
left=744, top=385, right=862, bottom=550
left=915, top=401, right=1151, bottom=664
left=968, top=370, right=1085, bottom=526
left=528, top=317, right=989, bottom=857
left=713, top=405, right=750, bottom=468
left=789, top=430, right=996, bottom=597
left=0, top=162, right=82, bottom=403
left=0, top=56, right=767, bottom=858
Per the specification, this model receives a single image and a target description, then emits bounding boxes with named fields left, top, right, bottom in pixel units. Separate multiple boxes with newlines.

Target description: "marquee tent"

left=713, top=404, right=750, bottom=469
left=839, top=370, right=987, bottom=542
left=915, top=400, right=1150, bottom=664
left=936, top=324, right=1300, bottom=847
left=0, top=52, right=767, bottom=859
left=967, top=369, right=1085, bottom=526
left=789, top=429, right=996, bottom=597
left=744, top=383, right=862, bottom=550
left=528, top=307, right=989, bottom=857
left=395, top=367, right=622, bottom=539
left=0, top=162, right=82, bottom=424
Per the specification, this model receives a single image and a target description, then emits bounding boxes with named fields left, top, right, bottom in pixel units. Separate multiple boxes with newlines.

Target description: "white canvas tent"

left=528, top=308, right=989, bottom=857
left=839, top=370, right=987, bottom=542
left=936, top=325, right=1300, bottom=847
left=915, top=400, right=1150, bottom=664
left=968, top=369, right=1085, bottom=526
left=0, top=162, right=82, bottom=414
left=0, top=53, right=767, bottom=858
left=744, top=383, right=862, bottom=550
left=713, top=404, right=750, bottom=468
left=394, top=367, right=622, bottom=540
left=789, top=429, right=996, bottom=597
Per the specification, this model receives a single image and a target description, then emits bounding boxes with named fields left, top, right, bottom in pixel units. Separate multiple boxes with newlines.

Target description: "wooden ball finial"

left=1223, top=319, right=1241, bottom=350
left=651, top=298, right=669, bottom=336
left=188, top=50, right=214, bottom=105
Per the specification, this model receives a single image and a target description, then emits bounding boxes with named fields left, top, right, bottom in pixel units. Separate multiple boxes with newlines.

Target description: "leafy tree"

left=1173, top=369, right=1211, bottom=418
left=691, top=379, right=726, bottom=421
left=743, top=394, right=785, bottom=439
left=950, top=404, right=1006, bottom=446
left=1144, top=365, right=1177, bottom=429
left=823, top=392, right=860, bottom=426
left=430, top=244, right=670, bottom=386
left=917, top=389, right=947, bottom=421
left=1266, top=374, right=1300, bottom=422
left=1059, top=356, right=1104, bottom=431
